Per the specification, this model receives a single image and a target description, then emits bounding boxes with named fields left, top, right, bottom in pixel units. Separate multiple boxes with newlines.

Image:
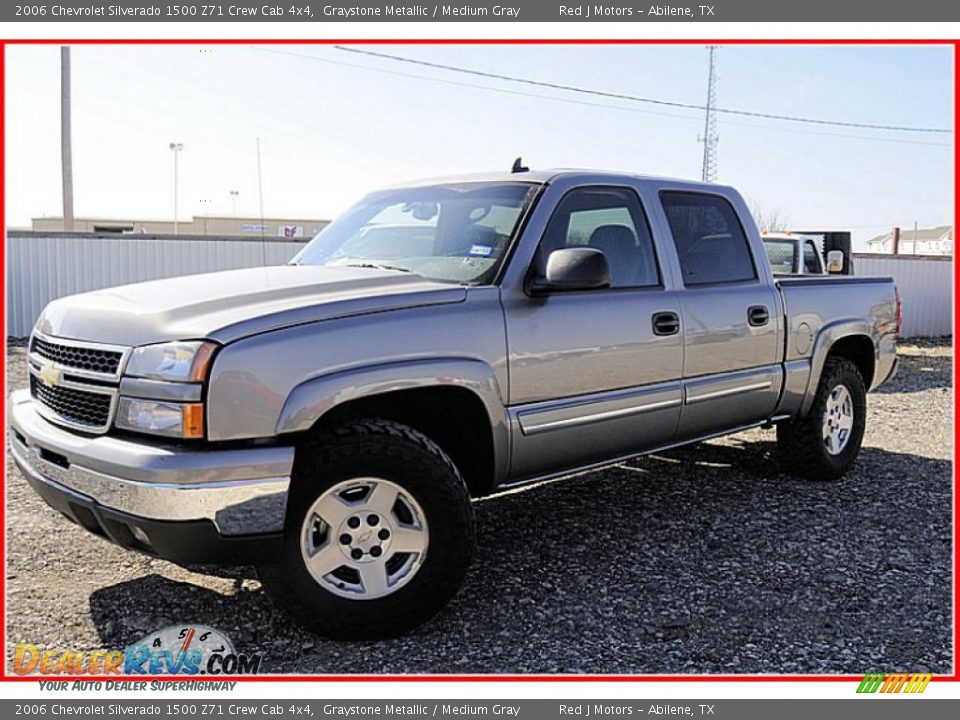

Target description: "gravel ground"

left=5, top=340, right=953, bottom=675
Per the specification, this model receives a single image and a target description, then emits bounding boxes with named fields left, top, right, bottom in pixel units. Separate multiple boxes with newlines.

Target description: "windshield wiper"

left=344, top=262, right=413, bottom=273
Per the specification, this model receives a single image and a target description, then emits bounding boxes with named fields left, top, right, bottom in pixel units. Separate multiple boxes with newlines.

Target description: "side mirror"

left=826, top=250, right=845, bottom=274
left=529, top=248, right=611, bottom=295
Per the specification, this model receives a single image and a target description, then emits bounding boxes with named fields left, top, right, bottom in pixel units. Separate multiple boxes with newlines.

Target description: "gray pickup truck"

left=10, top=170, right=900, bottom=638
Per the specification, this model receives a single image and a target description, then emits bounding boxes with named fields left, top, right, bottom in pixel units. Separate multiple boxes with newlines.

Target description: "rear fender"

left=799, top=319, right=874, bottom=416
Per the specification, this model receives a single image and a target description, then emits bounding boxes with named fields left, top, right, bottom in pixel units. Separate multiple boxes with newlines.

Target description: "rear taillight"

left=895, top=287, right=903, bottom=337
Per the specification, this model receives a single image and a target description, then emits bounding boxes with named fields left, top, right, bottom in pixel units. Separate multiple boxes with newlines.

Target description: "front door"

left=503, top=185, right=684, bottom=481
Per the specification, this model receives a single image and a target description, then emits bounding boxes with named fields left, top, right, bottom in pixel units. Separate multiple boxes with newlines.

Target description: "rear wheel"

left=257, top=419, right=475, bottom=638
left=777, top=357, right=867, bottom=480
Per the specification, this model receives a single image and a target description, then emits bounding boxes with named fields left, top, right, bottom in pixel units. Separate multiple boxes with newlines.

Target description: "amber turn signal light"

left=182, top=404, right=205, bottom=439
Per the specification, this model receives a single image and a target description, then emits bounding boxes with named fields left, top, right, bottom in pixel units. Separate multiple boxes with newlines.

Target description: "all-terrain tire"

left=776, top=357, right=867, bottom=481
left=257, top=419, right=475, bottom=639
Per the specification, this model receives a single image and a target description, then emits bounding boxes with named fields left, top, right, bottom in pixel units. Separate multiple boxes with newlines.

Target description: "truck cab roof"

left=380, top=168, right=736, bottom=192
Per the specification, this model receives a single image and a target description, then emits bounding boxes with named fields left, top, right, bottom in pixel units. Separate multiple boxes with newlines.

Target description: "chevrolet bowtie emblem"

left=39, top=363, right=61, bottom=387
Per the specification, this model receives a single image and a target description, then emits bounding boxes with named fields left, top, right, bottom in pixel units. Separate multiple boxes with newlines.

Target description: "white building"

left=865, top=225, right=953, bottom=255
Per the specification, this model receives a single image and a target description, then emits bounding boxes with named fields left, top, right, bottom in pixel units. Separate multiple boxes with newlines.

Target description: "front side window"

left=293, top=182, right=540, bottom=285
left=534, top=187, right=660, bottom=288
left=660, top=191, right=757, bottom=286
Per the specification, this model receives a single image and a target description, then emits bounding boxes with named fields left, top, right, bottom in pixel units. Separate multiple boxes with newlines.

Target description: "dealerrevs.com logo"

left=14, top=625, right=262, bottom=676
left=856, top=673, right=933, bottom=694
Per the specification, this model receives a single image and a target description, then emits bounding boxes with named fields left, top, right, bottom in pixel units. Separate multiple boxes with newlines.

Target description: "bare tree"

left=749, top=199, right=790, bottom=233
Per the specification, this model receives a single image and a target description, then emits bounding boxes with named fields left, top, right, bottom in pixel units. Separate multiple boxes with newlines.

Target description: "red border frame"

left=0, top=36, right=956, bottom=685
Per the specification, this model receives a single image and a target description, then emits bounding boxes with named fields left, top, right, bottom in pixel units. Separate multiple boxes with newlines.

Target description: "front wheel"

left=777, top=357, right=867, bottom=480
left=257, top=419, right=475, bottom=639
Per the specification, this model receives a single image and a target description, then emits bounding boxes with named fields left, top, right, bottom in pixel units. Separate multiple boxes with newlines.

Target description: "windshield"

left=293, top=182, right=541, bottom=284
left=764, top=239, right=796, bottom=274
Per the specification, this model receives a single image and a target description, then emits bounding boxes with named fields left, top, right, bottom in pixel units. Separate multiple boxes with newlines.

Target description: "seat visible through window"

left=589, top=225, right=642, bottom=287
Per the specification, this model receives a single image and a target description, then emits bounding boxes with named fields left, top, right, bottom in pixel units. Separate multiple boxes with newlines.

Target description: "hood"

left=35, top=265, right=466, bottom=347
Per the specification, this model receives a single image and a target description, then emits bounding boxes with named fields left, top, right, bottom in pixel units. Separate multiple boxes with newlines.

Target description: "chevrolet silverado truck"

left=10, top=170, right=900, bottom=638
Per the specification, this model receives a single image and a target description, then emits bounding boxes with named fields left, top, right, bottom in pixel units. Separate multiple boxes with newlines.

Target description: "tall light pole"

left=256, top=137, right=267, bottom=265
left=230, top=190, right=239, bottom=216
left=200, top=198, right=211, bottom=235
left=169, top=142, right=183, bottom=234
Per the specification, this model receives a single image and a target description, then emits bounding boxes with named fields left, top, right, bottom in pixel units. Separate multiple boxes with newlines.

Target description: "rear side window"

left=660, top=192, right=757, bottom=285
left=803, top=240, right=823, bottom=274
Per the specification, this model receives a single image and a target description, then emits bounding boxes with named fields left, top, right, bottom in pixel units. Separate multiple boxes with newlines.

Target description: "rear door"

left=656, top=190, right=783, bottom=439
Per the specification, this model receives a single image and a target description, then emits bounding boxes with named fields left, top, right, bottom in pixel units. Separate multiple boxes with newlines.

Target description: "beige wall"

left=31, top=215, right=330, bottom=238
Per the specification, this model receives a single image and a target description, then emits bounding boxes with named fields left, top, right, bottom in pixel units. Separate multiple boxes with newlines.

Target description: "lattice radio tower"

left=699, top=46, right=720, bottom=183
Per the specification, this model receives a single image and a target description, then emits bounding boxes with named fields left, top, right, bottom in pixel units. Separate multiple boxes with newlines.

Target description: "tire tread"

left=777, top=357, right=866, bottom=481
left=258, top=418, right=474, bottom=639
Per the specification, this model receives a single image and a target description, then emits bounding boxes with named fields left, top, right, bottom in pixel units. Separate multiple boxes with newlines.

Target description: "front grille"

left=30, top=335, right=123, bottom=375
left=30, top=375, right=112, bottom=430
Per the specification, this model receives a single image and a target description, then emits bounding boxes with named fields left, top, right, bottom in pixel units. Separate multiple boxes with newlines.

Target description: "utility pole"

left=60, top=47, right=75, bottom=232
left=169, top=142, right=183, bottom=235
left=699, top=46, right=720, bottom=184
left=913, top=220, right=919, bottom=254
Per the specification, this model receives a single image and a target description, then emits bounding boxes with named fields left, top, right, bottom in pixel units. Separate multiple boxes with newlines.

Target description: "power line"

left=333, top=45, right=951, bottom=135
left=248, top=47, right=949, bottom=148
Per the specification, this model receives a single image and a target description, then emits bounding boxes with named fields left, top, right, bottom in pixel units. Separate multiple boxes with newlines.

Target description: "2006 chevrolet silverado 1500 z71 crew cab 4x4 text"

left=10, top=170, right=900, bottom=638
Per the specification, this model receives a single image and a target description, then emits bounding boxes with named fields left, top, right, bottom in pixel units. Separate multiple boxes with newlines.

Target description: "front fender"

left=275, top=357, right=510, bottom=484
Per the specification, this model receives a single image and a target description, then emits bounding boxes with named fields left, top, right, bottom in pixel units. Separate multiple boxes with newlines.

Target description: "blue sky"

left=5, top=44, right=953, bottom=248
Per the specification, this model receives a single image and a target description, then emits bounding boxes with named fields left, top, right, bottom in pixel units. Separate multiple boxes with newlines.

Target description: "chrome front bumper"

left=9, top=389, right=293, bottom=537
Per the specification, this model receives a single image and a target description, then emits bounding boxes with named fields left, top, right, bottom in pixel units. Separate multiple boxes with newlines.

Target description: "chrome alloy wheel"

left=822, top=384, right=855, bottom=456
left=300, top=477, right=429, bottom=600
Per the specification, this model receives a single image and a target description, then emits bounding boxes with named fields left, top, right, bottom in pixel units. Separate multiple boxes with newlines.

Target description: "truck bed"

left=775, top=274, right=898, bottom=412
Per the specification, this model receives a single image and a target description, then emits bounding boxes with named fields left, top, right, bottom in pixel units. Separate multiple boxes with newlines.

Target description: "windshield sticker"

left=469, top=244, right=494, bottom=257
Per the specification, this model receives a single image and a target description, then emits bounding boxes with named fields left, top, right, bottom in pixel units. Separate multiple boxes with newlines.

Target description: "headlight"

left=125, top=341, right=217, bottom=382
left=115, top=398, right=205, bottom=439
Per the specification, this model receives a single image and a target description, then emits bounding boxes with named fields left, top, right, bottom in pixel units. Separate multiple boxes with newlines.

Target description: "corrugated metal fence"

left=6, top=232, right=304, bottom=338
left=853, top=253, right=953, bottom=338
left=4, top=233, right=953, bottom=339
